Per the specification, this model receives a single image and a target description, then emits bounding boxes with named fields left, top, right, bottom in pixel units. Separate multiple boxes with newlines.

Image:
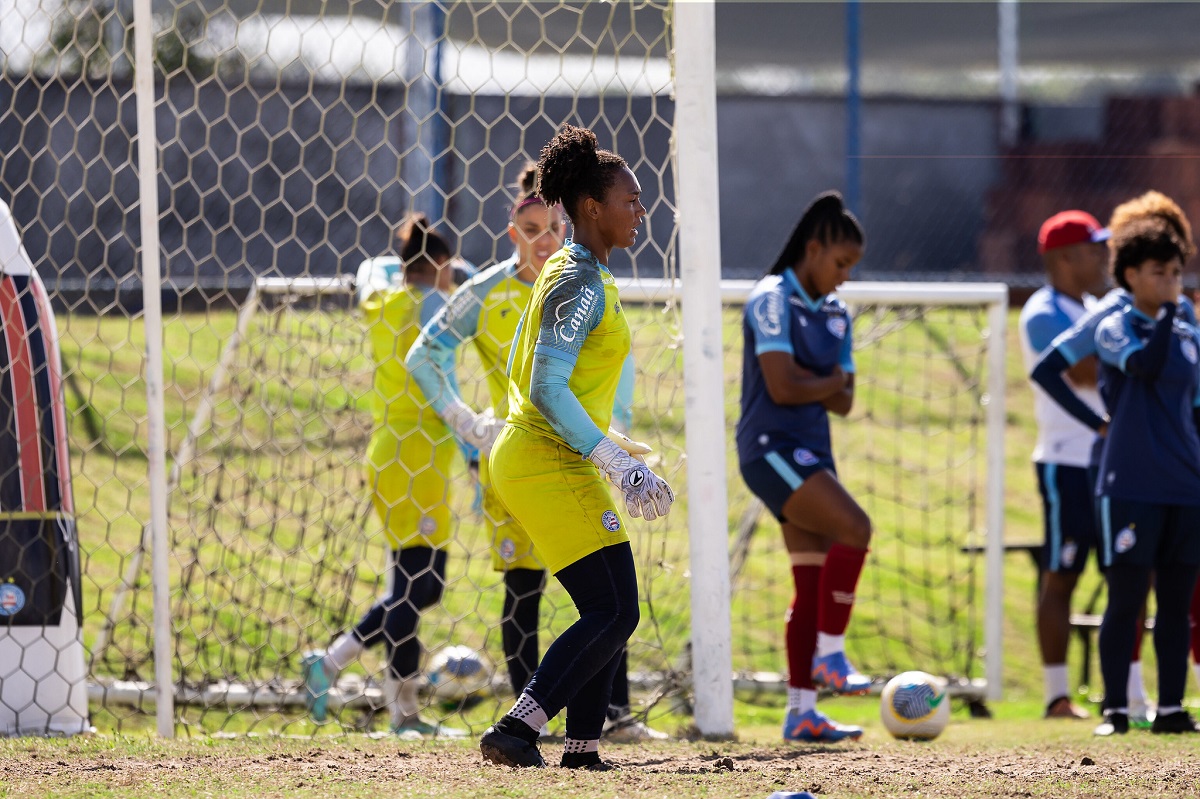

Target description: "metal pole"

left=845, top=0, right=862, bottom=215
left=998, top=0, right=1020, bottom=147
left=984, top=294, right=1009, bottom=700
left=131, top=0, right=174, bottom=737
left=673, top=0, right=733, bottom=737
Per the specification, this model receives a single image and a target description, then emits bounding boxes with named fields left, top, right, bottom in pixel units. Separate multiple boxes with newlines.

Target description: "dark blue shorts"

left=1035, top=462, right=1099, bottom=574
left=740, top=447, right=836, bottom=522
left=1099, top=497, right=1200, bottom=568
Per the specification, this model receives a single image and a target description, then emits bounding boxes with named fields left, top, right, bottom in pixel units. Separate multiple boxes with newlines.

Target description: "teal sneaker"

left=392, top=718, right=468, bottom=739
left=783, top=707, right=863, bottom=743
left=301, top=650, right=331, bottom=722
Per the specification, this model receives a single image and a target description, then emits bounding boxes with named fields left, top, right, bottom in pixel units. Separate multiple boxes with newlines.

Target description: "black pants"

left=352, top=546, right=446, bottom=680
left=524, top=542, right=639, bottom=740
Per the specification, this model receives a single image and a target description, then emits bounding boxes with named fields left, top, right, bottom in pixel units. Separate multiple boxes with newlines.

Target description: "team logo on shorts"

left=793, top=448, right=819, bottom=467
left=601, top=510, right=621, bottom=532
left=826, top=316, right=848, bottom=339
left=0, top=583, right=25, bottom=616
left=419, top=516, right=438, bottom=535
left=1114, top=525, right=1136, bottom=554
left=1182, top=338, right=1198, bottom=364
left=1060, top=540, right=1078, bottom=569
left=499, top=538, right=516, bottom=560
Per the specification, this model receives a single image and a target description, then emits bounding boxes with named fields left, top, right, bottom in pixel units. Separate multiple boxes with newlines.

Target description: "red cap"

left=1038, top=210, right=1110, bottom=254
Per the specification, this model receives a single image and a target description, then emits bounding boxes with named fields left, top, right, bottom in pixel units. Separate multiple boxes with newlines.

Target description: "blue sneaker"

left=301, top=650, right=331, bottom=722
left=783, top=707, right=863, bottom=743
left=811, top=651, right=872, bottom=695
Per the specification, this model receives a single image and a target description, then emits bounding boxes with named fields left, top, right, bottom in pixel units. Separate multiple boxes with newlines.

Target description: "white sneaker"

left=602, top=712, right=669, bottom=742
left=1128, top=701, right=1156, bottom=729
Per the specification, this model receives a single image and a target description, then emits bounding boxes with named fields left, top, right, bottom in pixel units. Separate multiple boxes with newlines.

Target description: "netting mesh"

left=1, top=0, right=1004, bottom=736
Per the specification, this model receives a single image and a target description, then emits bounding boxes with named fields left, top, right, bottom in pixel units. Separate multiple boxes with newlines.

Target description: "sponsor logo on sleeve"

left=1114, top=525, right=1136, bottom=554
left=553, top=284, right=597, bottom=344
left=1097, top=319, right=1130, bottom=353
left=752, top=291, right=784, bottom=337
left=601, top=510, right=621, bottom=532
left=1181, top=337, right=1198, bottom=364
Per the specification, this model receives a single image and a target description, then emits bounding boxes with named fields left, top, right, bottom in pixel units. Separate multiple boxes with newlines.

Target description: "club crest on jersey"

left=793, top=448, right=819, bottom=467
left=826, top=316, right=847, bottom=339
left=499, top=538, right=517, bottom=560
left=601, top=510, right=621, bottom=532
left=752, top=292, right=783, bottom=336
left=419, top=516, right=438, bottom=536
left=0, top=583, right=25, bottom=616
left=1114, top=525, right=1136, bottom=554
left=1182, top=337, right=1198, bottom=364
left=1097, top=320, right=1129, bottom=353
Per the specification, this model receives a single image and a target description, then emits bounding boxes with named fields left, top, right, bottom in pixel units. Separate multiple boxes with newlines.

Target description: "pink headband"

left=514, top=196, right=546, bottom=214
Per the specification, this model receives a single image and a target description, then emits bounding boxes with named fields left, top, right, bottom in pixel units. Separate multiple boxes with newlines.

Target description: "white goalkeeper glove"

left=587, top=437, right=674, bottom=521
left=440, top=400, right=505, bottom=454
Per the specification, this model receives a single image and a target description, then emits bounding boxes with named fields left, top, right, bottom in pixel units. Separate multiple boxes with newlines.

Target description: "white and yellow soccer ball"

left=879, top=671, right=950, bottom=740
left=426, top=645, right=491, bottom=701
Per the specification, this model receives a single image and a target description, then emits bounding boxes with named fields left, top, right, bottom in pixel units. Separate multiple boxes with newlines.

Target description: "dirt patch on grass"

left=6, top=734, right=1200, bottom=798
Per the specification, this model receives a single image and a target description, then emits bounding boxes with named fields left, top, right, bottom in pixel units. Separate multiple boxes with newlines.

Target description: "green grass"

left=49, top=300, right=1129, bottom=739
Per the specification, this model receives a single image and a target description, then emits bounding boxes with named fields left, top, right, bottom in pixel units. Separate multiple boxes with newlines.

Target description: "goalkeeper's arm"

left=529, top=352, right=673, bottom=521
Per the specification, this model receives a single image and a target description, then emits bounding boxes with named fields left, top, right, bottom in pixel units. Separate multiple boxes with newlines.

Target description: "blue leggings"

left=524, top=542, right=640, bottom=740
left=352, top=546, right=447, bottom=680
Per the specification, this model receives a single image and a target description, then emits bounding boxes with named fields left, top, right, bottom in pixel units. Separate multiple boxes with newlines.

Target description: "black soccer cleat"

left=1151, top=710, right=1198, bottom=734
left=480, top=725, right=546, bottom=768
left=1093, top=711, right=1129, bottom=737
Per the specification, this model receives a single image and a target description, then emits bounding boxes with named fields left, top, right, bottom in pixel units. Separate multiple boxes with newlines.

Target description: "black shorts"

left=1099, top=497, right=1200, bottom=568
left=740, top=447, right=835, bottom=522
left=1035, top=462, right=1099, bottom=574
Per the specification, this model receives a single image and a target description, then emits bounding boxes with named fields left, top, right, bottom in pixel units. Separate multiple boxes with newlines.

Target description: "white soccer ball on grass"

left=425, top=645, right=491, bottom=701
left=879, top=670, right=950, bottom=740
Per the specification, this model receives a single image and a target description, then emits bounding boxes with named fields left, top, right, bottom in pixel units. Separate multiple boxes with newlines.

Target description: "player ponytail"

left=769, top=191, right=864, bottom=275
left=1108, top=191, right=1196, bottom=290
left=510, top=161, right=545, bottom=218
left=536, top=124, right=626, bottom=223
left=396, top=212, right=452, bottom=279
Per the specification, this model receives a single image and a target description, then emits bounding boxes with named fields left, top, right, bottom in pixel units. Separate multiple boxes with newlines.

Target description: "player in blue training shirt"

left=737, top=191, right=870, bottom=743
left=1018, top=209, right=1111, bottom=721
left=1091, top=196, right=1200, bottom=737
left=1030, top=193, right=1200, bottom=726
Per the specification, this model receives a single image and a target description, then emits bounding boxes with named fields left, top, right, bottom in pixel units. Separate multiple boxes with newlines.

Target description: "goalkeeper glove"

left=440, top=400, right=505, bottom=454
left=587, top=437, right=674, bottom=521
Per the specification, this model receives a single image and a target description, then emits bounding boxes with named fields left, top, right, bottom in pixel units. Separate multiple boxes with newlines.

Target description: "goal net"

left=1, top=0, right=1007, bottom=736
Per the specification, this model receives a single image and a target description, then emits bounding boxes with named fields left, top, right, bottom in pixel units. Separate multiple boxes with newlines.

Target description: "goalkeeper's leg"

left=502, top=568, right=546, bottom=697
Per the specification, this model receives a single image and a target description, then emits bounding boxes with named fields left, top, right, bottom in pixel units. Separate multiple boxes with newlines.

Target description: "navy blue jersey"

left=1095, top=307, right=1200, bottom=505
left=736, top=270, right=854, bottom=465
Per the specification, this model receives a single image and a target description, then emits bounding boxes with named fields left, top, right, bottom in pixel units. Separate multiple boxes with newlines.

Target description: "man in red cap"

left=1019, top=210, right=1110, bottom=719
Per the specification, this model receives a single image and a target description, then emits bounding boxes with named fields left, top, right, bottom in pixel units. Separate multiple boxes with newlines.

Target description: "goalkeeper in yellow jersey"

left=468, top=125, right=672, bottom=770
left=302, top=213, right=467, bottom=739
left=407, top=163, right=666, bottom=743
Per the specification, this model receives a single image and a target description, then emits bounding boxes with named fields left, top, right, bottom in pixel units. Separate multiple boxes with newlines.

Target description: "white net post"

left=673, top=0, right=732, bottom=737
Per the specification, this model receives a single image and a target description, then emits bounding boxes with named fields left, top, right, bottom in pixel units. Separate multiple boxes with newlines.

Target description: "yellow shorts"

left=366, top=422, right=455, bottom=549
left=488, top=424, right=629, bottom=575
left=480, top=456, right=545, bottom=573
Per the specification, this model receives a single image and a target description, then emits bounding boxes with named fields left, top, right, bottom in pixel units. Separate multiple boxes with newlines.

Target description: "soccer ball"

left=879, top=671, right=950, bottom=740
left=425, top=645, right=490, bottom=701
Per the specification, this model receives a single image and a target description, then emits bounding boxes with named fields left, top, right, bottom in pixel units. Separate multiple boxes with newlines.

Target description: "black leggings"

left=524, top=542, right=639, bottom=740
left=503, top=567, right=633, bottom=708
left=352, top=546, right=447, bottom=680
left=1100, top=561, right=1198, bottom=710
